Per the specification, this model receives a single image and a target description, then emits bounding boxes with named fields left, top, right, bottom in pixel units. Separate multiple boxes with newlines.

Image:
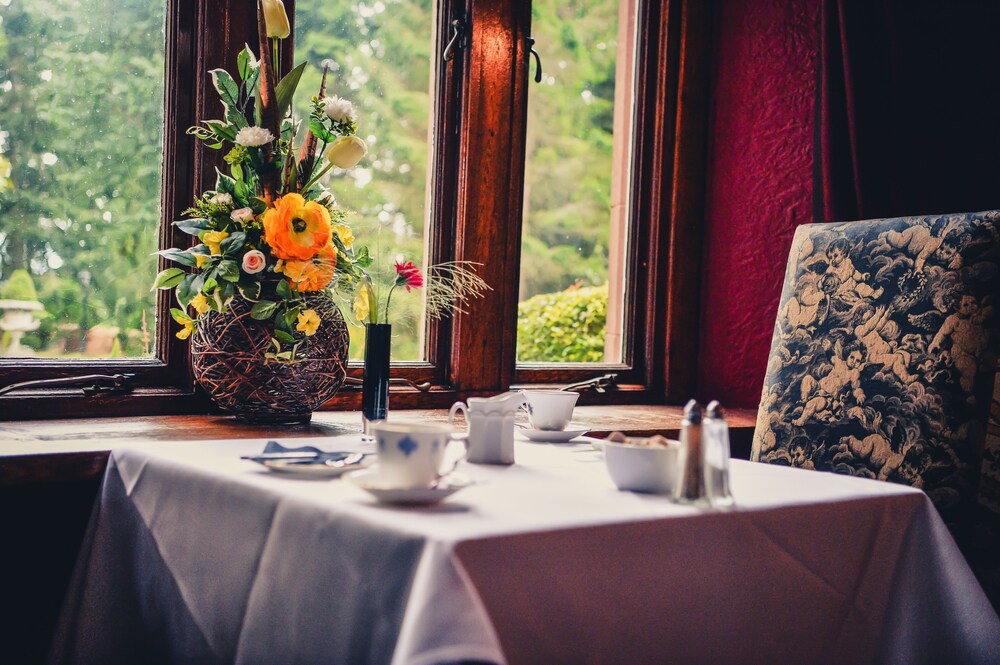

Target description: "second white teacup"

left=372, top=421, right=466, bottom=489
left=521, top=389, right=579, bottom=431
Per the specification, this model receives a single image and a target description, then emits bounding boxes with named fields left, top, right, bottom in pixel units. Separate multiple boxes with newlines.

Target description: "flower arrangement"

left=150, top=0, right=370, bottom=356
left=152, top=0, right=487, bottom=361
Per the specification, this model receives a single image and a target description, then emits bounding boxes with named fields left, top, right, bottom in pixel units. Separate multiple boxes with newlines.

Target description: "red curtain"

left=814, top=0, right=1000, bottom=223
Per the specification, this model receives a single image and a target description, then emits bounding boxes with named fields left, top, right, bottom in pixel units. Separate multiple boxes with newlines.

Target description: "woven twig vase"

left=191, top=293, right=350, bottom=424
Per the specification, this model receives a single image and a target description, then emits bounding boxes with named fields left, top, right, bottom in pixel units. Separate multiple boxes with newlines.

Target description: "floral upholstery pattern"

left=752, top=211, right=1000, bottom=525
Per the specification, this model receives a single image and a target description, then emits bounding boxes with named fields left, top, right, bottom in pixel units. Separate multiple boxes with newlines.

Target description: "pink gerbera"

left=394, top=260, right=424, bottom=292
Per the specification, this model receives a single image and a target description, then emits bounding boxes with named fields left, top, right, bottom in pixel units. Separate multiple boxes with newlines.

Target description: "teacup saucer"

left=345, top=468, right=473, bottom=505
left=517, top=423, right=591, bottom=443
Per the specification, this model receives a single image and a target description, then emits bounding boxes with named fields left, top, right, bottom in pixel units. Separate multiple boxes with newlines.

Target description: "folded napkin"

left=262, top=440, right=358, bottom=464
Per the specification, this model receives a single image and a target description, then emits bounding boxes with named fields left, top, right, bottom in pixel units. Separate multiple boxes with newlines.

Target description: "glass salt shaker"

left=703, top=400, right=734, bottom=507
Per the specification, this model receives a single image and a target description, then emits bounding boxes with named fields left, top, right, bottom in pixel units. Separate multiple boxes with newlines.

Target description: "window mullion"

left=448, top=0, right=532, bottom=394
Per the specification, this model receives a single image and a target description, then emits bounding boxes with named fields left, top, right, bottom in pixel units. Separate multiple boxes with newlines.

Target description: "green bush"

left=517, top=284, right=608, bottom=362
left=0, top=269, right=39, bottom=301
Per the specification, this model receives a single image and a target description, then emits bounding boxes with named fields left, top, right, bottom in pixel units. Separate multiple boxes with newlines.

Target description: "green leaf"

left=230, top=163, right=244, bottom=182
left=157, top=248, right=197, bottom=268
left=203, top=120, right=236, bottom=141
left=249, top=197, right=268, bottom=214
left=210, top=69, right=240, bottom=115
left=274, top=329, right=295, bottom=345
left=237, top=281, right=262, bottom=301
left=189, top=243, right=211, bottom=256
left=237, top=47, right=253, bottom=82
left=226, top=109, right=248, bottom=130
left=234, top=180, right=250, bottom=203
left=284, top=306, right=300, bottom=327
left=190, top=272, right=206, bottom=295
left=170, top=307, right=193, bottom=325
left=308, top=118, right=335, bottom=143
left=218, top=260, right=240, bottom=282
left=172, top=218, right=211, bottom=236
left=355, top=246, right=373, bottom=268
left=276, top=279, right=293, bottom=300
left=250, top=299, right=278, bottom=320
left=176, top=274, right=196, bottom=306
left=219, top=232, right=246, bottom=255
left=275, top=62, right=308, bottom=123
left=216, top=171, right=237, bottom=195
left=203, top=276, right=219, bottom=292
left=152, top=267, right=185, bottom=290
left=274, top=312, right=294, bottom=335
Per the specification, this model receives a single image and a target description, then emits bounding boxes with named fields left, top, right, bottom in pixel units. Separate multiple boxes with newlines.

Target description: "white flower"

left=241, top=250, right=266, bottom=274
left=323, top=96, right=357, bottom=124
left=210, top=193, right=233, bottom=207
left=324, top=135, right=368, bottom=169
left=230, top=207, right=254, bottom=224
left=234, top=126, right=275, bottom=147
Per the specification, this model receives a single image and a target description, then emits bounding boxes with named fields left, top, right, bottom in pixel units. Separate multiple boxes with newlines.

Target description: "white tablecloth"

left=50, top=437, right=1000, bottom=664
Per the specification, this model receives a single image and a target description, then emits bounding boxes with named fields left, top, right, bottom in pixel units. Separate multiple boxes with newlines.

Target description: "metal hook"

left=443, top=18, right=464, bottom=62
left=527, top=38, right=543, bottom=83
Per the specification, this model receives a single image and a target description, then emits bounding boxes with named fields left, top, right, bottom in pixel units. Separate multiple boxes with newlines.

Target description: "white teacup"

left=521, top=390, right=579, bottom=431
left=371, top=421, right=466, bottom=489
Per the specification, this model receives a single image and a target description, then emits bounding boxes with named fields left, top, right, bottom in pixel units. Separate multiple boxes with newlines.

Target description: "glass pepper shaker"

left=704, top=400, right=735, bottom=507
left=674, top=399, right=707, bottom=504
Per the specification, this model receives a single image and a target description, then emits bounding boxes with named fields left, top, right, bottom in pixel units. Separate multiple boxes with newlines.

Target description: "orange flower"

left=280, top=243, right=337, bottom=292
left=262, top=193, right=331, bottom=260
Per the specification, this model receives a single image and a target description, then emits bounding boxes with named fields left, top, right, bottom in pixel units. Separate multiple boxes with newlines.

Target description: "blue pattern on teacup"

left=432, top=439, right=440, bottom=451
left=398, top=436, right=418, bottom=457
left=378, top=438, right=386, bottom=451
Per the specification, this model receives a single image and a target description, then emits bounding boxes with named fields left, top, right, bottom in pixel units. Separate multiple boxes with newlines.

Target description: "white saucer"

left=249, top=454, right=374, bottom=477
left=345, top=468, right=473, bottom=505
left=518, top=423, right=591, bottom=443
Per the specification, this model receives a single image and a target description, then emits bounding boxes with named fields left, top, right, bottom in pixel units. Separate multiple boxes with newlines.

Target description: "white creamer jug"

left=448, top=392, right=526, bottom=465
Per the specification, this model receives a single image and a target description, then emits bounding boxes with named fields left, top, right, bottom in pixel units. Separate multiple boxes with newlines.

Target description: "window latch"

left=527, top=38, right=543, bottom=83
left=442, top=17, right=466, bottom=62
left=561, top=373, right=618, bottom=394
left=0, top=373, right=136, bottom=398
left=343, top=376, right=432, bottom=392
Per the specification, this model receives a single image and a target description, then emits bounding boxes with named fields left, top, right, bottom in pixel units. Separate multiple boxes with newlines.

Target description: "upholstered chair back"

left=752, top=211, right=1000, bottom=527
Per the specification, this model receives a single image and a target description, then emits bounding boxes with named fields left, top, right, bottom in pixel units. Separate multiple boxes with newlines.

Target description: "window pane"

left=294, top=0, right=436, bottom=362
left=0, top=0, right=165, bottom=358
left=516, top=0, right=636, bottom=364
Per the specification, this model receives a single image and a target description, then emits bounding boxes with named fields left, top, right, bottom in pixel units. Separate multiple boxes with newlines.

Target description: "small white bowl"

left=603, top=439, right=681, bottom=494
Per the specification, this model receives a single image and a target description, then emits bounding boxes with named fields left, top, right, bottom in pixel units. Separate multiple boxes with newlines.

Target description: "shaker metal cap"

left=706, top=400, right=725, bottom=419
left=683, top=399, right=703, bottom=424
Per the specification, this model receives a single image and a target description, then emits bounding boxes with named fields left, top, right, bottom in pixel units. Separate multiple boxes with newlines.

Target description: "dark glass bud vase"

left=362, top=323, right=391, bottom=433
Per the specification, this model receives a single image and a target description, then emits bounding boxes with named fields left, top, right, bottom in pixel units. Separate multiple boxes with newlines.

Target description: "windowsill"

left=0, top=406, right=758, bottom=485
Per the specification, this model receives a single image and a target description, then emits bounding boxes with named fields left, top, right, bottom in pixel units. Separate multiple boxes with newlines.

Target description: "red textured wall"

left=696, top=0, right=820, bottom=409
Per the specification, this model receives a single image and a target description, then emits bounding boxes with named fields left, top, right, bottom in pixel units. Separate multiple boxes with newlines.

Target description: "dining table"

left=48, top=434, right=1000, bottom=664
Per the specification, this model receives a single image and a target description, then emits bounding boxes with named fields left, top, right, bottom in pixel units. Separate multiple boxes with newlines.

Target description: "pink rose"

left=242, top=250, right=266, bottom=274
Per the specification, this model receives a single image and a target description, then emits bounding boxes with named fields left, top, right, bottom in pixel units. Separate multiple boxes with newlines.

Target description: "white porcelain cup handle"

left=448, top=402, right=469, bottom=435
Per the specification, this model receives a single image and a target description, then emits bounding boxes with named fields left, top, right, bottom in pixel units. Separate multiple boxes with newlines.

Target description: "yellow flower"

left=331, top=223, right=354, bottom=249
left=190, top=293, right=210, bottom=316
left=202, top=230, right=229, bottom=256
left=261, top=0, right=290, bottom=39
left=353, top=287, right=370, bottom=322
left=296, top=309, right=321, bottom=336
left=176, top=320, right=195, bottom=340
left=195, top=254, right=207, bottom=268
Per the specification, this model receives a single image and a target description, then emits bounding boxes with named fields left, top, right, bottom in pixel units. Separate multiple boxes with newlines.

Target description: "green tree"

left=0, top=0, right=165, bottom=355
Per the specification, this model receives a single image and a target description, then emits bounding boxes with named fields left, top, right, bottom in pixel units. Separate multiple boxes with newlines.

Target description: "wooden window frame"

left=0, top=0, right=710, bottom=419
